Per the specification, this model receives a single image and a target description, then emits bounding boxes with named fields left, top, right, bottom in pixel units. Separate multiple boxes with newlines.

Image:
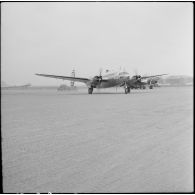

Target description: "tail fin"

left=70, top=69, right=75, bottom=87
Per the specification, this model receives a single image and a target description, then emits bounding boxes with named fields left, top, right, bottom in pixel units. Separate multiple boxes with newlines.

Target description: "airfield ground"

left=1, top=86, right=193, bottom=193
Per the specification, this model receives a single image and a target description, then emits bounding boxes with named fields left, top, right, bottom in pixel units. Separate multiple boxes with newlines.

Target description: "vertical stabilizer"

left=70, top=69, right=75, bottom=87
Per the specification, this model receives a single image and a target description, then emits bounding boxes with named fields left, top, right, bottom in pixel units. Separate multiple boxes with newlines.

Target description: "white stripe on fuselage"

left=102, top=71, right=130, bottom=80
left=96, top=71, right=130, bottom=88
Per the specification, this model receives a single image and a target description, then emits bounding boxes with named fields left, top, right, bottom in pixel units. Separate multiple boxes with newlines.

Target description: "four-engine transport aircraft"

left=129, top=75, right=167, bottom=89
left=146, top=76, right=163, bottom=88
left=35, top=70, right=167, bottom=94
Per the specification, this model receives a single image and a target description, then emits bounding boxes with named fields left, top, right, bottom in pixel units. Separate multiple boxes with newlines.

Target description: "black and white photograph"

left=1, top=1, right=193, bottom=193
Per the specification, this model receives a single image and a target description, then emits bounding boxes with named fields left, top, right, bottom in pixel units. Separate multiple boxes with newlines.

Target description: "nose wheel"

left=88, top=87, right=93, bottom=94
left=125, top=86, right=130, bottom=94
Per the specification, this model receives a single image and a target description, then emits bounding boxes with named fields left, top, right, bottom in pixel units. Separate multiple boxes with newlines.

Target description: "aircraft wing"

left=141, top=74, right=167, bottom=80
left=35, top=73, right=90, bottom=83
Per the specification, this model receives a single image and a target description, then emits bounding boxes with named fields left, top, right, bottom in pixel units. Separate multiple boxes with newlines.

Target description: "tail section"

left=70, top=69, right=75, bottom=87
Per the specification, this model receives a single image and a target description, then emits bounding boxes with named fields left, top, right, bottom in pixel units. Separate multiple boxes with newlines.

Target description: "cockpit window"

left=119, top=72, right=129, bottom=76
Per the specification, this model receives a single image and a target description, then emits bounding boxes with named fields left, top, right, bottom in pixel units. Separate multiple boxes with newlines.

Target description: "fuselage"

left=89, top=70, right=130, bottom=88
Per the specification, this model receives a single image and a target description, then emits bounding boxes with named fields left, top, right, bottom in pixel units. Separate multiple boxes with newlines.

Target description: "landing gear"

left=88, top=87, right=93, bottom=94
left=142, top=85, right=146, bottom=89
left=149, top=85, right=153, bottom=89
left=125, top=86, right=130, bottom=94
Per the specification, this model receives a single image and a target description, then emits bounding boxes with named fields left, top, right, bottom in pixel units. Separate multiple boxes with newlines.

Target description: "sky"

left=1, top=2, right=193, bottom=86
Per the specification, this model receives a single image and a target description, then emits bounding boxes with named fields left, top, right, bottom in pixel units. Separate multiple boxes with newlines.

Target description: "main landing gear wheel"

left=125, top=87, right=130, bottom=94
left=149, top=85, right=153, bottom=89
left=88, top=87, right=93, bottom=94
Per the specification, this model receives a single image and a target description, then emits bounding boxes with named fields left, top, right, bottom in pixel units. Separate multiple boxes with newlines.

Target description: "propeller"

left=91, top=68, right=103, bottom=87
left=134, top=68, right=138, bottom=76
left=97, top=68, right=103, bottom=82
left=99, top=68, right=103, bottom=77
left=132, top=69, right=142, bottom=82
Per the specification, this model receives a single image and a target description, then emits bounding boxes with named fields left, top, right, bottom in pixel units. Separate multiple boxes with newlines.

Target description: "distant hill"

left=158, top=75, right=193, bottom=86
left=1, top=82, right=31, bottom=89
left=1, top=81, right=8, bottom=87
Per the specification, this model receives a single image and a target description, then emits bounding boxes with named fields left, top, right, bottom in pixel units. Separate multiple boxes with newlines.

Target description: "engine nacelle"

left=91, top=76, right=102, bottom=87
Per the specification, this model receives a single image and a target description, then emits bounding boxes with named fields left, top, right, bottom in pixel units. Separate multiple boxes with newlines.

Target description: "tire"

left=125, top=87, right=130, bottom=94
left=88, top=87, right=93, bottom=94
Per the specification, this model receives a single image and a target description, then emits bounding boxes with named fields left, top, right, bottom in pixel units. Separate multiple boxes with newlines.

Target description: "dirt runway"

left=1, top=86, right=193, bottom=193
